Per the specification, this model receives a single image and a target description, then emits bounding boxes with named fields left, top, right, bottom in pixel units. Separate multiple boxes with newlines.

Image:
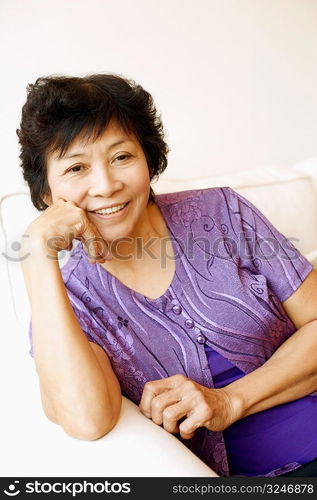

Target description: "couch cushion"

left=153, top=166, right=317, bottom=255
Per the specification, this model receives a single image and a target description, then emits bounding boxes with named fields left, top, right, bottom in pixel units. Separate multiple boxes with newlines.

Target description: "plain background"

left=1, top=0, right=317, bottom=198
left=1, top=0, right=317, bottom=477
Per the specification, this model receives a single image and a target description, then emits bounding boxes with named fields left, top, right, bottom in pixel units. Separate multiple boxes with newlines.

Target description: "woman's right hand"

left=21, top=198, right=111, bottom=265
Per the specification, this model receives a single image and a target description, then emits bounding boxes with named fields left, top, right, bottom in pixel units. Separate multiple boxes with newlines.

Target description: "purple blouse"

left=28, top=187, right=316, bottom=477
left=206, top=347, right=317, bottom=476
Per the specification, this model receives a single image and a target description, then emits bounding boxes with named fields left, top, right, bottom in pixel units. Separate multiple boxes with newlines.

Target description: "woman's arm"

left=139, top=269, right=317, bottom=438
left=22, top=237, right=122, bottom=440
left=223, top=268, right=317, bottom=419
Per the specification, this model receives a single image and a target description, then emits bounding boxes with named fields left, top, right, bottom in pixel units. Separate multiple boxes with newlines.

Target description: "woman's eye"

left=67, top=165, right=83, bottom=174
left=113, top=154, right=131, bottom=164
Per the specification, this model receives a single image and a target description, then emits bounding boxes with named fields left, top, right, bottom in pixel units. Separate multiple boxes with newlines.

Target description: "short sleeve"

left=225, top=187, right=313, bottom=302
left=67, top=302, right=105, bottom=348
left=27, top=304, right=103, bottom=360
left=28, top=320, right=34, bottom=358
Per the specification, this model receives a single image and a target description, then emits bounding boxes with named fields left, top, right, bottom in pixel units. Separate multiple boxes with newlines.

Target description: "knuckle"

left=143, top=381, right=155, bottom=394
left=178, top=420, right=189, bottom=432
left=200, top=403, right=212, bottom=418
left=188, top=421, right=200, bottom=431
left=74, top=211, right=86, bottom=225
left=152, top=398, right=163, bottom=412
left=74, top=205, right=84, bottom=215
left=143, top=382, right=152, bottom=396
left=77, top=217, right=87, bottom=229
left=163, top=423, right=177, bottom=434
left=163, top=407, right=177, bottom=420
left=179, top=424, right=193, bottom=439
left=74, top=221, right=84, bottom=232
left=195, top=391, right=205, bottom=403
left=183, top=380, right=196, bottom=391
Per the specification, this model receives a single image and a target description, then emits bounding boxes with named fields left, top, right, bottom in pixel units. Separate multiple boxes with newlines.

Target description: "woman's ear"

left=42, top=192, right=52, bottom=206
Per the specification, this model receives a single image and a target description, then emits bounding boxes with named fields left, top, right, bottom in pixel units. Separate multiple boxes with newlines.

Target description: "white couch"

left=1, top=158, right=317, bottom=477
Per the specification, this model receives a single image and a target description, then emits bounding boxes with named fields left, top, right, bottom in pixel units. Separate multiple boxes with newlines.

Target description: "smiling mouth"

left=89, top=201, right=130, bottom=218
left=91, top=202, right=129, bottom=215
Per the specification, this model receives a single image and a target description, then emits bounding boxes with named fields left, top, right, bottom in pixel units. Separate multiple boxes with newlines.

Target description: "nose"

left=87, top=165, right=123, bottom=198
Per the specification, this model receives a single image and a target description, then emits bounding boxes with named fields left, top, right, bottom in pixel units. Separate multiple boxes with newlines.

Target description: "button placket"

left=170, top=298, right=205, bottom=345
left=185, top=318, right=194, bottom=329
left=172, top=304, right=182, bottom=315
left=194, top=327, right=206, bottom=344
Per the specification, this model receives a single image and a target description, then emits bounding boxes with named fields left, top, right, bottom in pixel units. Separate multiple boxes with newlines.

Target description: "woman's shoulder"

left=154, top=186, right=235, bottom=207
left=153, top=187, right=240, bottom=231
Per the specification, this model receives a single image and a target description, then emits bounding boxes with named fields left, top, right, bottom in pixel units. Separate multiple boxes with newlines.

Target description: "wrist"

left=219, top=384, right=248, bottom=423
left=19, top=233, right=58, bottom=268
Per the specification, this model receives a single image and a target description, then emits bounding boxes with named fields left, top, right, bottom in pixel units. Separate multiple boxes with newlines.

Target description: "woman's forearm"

left=223, top=319, right=317, bottom=420
left=21, top=240, right=120, bottom=439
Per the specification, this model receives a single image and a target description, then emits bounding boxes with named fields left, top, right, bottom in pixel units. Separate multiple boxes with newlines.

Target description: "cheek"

left=131, top=163, right=151, bottom=193
left=51, top=180, right=86, bottom=204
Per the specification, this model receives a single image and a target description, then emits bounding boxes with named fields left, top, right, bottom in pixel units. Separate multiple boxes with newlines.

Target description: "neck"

left=104, top=202, right=167, bottom=269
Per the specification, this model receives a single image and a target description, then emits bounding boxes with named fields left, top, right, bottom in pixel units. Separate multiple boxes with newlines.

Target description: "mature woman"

left=17, top=73, right=317, bottom=477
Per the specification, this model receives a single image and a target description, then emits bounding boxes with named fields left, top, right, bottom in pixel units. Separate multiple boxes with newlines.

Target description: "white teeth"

left=94, top=203, right=126, bottom=215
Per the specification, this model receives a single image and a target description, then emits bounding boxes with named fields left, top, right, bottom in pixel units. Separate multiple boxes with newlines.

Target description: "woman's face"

left=44, top=119, right=152, bottom=243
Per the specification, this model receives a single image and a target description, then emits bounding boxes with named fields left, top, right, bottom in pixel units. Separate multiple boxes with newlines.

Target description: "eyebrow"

left=61, top=138, right=131, bottom=160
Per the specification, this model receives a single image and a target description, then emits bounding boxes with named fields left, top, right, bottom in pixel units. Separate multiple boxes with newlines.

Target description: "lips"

left=89, top=201, right=130, bottom=220
left=90, top=202, right=129, bottom=212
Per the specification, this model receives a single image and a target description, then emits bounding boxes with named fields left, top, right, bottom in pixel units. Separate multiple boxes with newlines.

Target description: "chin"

left=97, top=224, right=134, bottom=243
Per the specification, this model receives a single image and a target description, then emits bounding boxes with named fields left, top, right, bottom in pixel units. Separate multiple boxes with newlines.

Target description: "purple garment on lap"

left=205, top=345, right=317, bottom=476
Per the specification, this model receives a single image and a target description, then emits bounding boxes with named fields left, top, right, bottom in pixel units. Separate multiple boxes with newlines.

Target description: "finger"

left=139, top=374, right=187, bottom=417
left=85, top=212, right=113, bottom=262
left=85, top=234, right=111, bottom=262
left=53, top=201, right=111, bottom=263
left=72, top=233, right=106, bottom=264
left=151, top=386, right=184, bottom=425
left=46, top=224, right=75, bottom=253
left=179, top=414, right=204, bottom=440
left=162, top=400, right=189, bottom=433
left=75, top=219, right=109, bottom=263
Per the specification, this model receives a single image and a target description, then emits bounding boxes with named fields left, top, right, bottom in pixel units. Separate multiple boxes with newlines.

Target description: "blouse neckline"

left=95, top=198, right=179, bottom=302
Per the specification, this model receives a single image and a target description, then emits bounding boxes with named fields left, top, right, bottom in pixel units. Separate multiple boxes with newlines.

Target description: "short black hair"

left=16, top=73, right=169, bottom=210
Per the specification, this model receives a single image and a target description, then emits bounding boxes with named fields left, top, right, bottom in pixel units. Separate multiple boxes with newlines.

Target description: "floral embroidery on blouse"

left=73, top=304, right=145, bottom=401
left=168, top=193, right=205, bottom=227
left=117, top=315, right=129, bottom=328
left=269, top=319, right=288, bottom=342
left=73, top=306, right=135, bottom=360
left=213, top=442, right=230, bottom=475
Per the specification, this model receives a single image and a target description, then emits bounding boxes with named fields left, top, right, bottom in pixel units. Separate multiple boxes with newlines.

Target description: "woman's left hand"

left=139, top=374, right=242, bottom=439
